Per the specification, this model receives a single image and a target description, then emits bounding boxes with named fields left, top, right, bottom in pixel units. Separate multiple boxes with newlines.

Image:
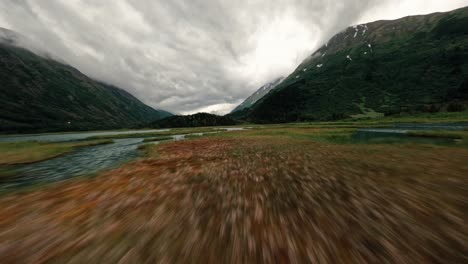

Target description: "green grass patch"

left=87, top=127, right=229, bottom=140
left=142, top=137, right=174, bottom=143
left=220, top=127, right=357, bottom=144
left=137, top=144, right=160, bottom=157
left=281, top=128, right=356, bottom=144
left=0, top=168, right=16, bottom=179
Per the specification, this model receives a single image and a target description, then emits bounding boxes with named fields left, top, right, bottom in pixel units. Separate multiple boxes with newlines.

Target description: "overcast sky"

left=0, top=0, right=467, bottom=114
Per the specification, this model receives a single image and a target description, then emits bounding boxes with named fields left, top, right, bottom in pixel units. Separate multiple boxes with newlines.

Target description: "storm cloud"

left=1, top=0, right=466, bottom=114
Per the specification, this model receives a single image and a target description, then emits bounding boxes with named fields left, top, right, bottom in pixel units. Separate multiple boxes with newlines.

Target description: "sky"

left=0, top=0, right=467, bottom=115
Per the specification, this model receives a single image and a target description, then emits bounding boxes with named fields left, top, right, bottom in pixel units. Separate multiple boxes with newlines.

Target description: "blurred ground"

left=0, top=130, right=467, bottom=263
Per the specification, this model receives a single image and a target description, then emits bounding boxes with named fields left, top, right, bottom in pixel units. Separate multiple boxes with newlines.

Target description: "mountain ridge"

left=0, top=31, right=171, bottom=133
left=237, top=6, right=468, bottom=123
left=231, top=77, right=284, bottom=113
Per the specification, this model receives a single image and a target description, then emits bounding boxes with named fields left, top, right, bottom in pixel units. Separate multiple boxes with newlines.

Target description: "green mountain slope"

left=0, top=37, right=171, bottom=133
left=149, top=113, right=237, bottom=128
left=241, top=6, right=468, bottom=123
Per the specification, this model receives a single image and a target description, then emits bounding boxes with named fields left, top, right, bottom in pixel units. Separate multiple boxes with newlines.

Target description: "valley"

left=0, top=122, right=467, bottom=262
left=0, top=4, right=467, bottom=264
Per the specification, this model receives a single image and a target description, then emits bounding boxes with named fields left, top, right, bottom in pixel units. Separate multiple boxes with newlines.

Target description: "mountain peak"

left=231, top=77, right=284, bottom=113
left=0, top=27, right=20, bottom=45
left=240, top=6, right=468, bottom=123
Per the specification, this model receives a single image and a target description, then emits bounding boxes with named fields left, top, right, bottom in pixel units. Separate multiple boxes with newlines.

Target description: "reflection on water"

left=222, top=127, right=246, bottom=131
left=353, top=122, right=467, bottom=145
left=352, top=131, right=457, bottom=145
left=1, top=138, right=144, bottom=191
left=358, top=122, right=468, bottom=134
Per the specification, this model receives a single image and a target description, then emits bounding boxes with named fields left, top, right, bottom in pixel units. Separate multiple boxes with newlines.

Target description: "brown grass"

left=0, top=135, right=467, bottom=263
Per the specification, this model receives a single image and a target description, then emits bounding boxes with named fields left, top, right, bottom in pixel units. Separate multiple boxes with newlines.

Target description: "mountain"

left=149, top=113, right=237, bottom=128
left=238, top=6, right=468, bottom=123
left=231, top=77, right=284, bottom=113
left=0, top=28, right=18, bottom=45
left=0, top=29, right=171, bottom=133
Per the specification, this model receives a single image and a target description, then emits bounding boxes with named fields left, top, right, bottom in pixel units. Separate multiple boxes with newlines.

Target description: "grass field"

left=81, top=111, right=468, bottom=140
left=0, top=140, right=113, bottom=166
left=0, top=126, right=466, bottom=263
left=86, top=127, right=227, bottom=140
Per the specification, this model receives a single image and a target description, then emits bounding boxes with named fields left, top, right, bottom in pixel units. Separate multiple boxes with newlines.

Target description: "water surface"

left=358, top=122, right=468, bottom=134
left=0, top=128, right=243, bottom=191
left=2, top=124, right=463, bottom=192
left=0, top=129, right=170, bottom=143
left=1, top=138, right=147, bottom=191
left=353, top=122, right=468, bottom=145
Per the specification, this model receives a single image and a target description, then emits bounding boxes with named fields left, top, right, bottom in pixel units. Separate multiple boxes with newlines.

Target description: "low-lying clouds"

left=0, top=0, right=466, bottom=114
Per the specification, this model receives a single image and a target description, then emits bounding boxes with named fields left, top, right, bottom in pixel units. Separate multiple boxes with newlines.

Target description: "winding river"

left=2, top=138, right=143, bottom=190
left=0, top=128, right=242, bottom=191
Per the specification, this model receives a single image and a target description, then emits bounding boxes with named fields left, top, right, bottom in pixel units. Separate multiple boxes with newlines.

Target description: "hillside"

left=239, top=6, right=468, bottom=123
left=0, top=32, right=171, bottom=133
left=231, top=77, right=284, bottom=113
left=149, top=113, right=237, bottom=128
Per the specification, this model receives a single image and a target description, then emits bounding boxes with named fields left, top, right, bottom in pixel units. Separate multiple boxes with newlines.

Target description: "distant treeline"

left=148, top=113, right=237, bottom=128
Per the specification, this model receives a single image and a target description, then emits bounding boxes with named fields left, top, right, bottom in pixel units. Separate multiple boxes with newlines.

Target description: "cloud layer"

left=1, top=0, right=466, bottom=114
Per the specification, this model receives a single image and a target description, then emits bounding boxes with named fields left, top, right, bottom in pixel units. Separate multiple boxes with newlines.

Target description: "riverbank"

left=0, top=128, right=466, bottom=263
left=407, top=130, right=468, bottom=140
left=85, top=127, right=229, bottom=140
left=2, top=123, right=468, bottom=191
left=0, top=140, right=113, bottom=166
left=2, top=111, right=467, bottom=138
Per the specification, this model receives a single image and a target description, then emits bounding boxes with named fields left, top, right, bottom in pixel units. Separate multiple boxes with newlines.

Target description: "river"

left=1, top=138, right=143, bottom=190
left=0, top=128, right=243, bottom=191
left=0, top=129, right=170, bottom=143
left=353, top=122, right=468, bottom=145
left=0, top=124, right=466, bottom=192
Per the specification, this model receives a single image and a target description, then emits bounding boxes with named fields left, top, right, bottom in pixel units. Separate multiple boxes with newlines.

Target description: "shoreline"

left=0, top=140, right=113, bottom=167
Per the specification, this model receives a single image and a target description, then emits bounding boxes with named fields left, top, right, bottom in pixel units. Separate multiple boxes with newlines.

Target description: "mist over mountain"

left=2, top=1, right=465, bottom=114
left=0, top=30, right=171, bottom=133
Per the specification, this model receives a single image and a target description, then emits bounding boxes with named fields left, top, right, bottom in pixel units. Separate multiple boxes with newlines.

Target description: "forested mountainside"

left=237, top=7, right=468, bottom=123
left=0, top=30, right=171, bottom=133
